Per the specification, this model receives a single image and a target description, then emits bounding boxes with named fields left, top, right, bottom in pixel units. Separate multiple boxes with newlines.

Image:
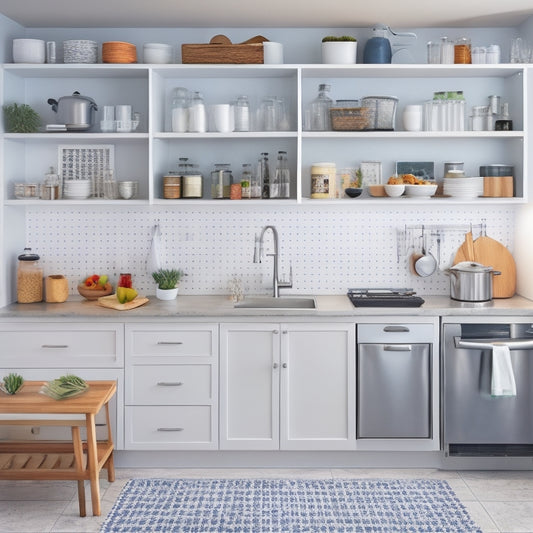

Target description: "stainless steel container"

left=448, top=261, right=501, bottom=302
left=47, top=91, right=98, bottom=131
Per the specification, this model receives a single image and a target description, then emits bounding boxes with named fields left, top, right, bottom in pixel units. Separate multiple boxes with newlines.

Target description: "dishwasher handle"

left=455, top=337, right=533, bottom=351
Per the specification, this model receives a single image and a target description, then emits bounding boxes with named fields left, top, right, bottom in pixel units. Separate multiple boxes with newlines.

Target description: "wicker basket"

left=330, top=107, right=374, bottom=131
left=360, top=96, right=399, bottom=130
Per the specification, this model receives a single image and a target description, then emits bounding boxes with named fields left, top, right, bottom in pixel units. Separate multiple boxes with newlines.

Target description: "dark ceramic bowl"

left=345, top=188, right=363, bottom=198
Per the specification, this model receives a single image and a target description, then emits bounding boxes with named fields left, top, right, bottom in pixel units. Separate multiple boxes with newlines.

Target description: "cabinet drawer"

left=0, top=323, right=123, bottom=367
left=127, top=325, right=217, bottom=358
left=125, top=406, right=215, bottom=449
left=127, top=364, right=213, bottom=405
left=357, top=323, right=434, bottom=344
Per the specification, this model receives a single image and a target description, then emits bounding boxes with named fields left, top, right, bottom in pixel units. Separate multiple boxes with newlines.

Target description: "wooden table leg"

left=71, top=426, right=86, bottom=517
left=104, top=402, right=115, bottom=483
left=85, top=413, right=101, bottom=516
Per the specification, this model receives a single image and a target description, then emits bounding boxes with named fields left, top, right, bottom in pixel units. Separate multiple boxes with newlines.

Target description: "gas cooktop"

left=347, top=288, right=425, bottom=308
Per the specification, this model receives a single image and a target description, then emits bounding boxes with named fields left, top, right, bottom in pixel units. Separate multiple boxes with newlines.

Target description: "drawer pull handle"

left=383, top=326, right=410, bottom=333
left=157, top=381, right=183, bottom=387
left=157, top=427, right=184, bottom=432
left=41, top=344, right=68, bottom=348
left=157, top=341, right=184, bottom=345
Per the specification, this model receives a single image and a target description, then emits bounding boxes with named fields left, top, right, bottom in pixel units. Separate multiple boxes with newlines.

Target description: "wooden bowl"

left=77, top=282, right=113, bottom=300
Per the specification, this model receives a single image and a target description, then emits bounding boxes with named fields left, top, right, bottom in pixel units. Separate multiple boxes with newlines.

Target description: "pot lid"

left=451, top=261, right=493, bottom=273
left=58, top=91, right=96, bottom=105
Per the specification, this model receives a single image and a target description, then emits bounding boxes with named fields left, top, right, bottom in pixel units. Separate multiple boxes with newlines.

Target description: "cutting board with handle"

left=473, top=232, right=516, bottom=298
left=452, top=231, right=475, bottom=264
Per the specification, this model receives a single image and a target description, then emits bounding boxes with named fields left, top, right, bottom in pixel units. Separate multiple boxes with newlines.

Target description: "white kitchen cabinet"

left=219, top=322, right=356, bottom=451
left=1, top=63, right=528, bottom=207
left=0, top=321, right=124, bottom=449
left=124, top=323, right=218, bottom=450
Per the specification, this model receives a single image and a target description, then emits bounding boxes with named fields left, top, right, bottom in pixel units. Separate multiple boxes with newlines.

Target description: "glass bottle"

left=309, top=84, right=333, bottom=131
left=259, top=152, right=271, bottom=199
left=211, top=163, right=232, bottom=199
left=454, top=37, right=471, bottom=64
left=250, top=161, right=262, bottom=199
left=276, top=150, right=291, bottom=198
left=188, top=91, right=207, bottom=133
left=234, top=95, right=250, bottom=132
left=171, top=87, right=189, bottom=132
left=17, top=248, right=43, bottom=303
left=240, top=163, right=252, bottom=199
left=41, top=166, right=60, bottom=200
left=495, top=102, right=513, bottom=131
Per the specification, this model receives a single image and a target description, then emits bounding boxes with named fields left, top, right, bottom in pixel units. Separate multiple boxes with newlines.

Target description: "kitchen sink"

left=234, top=297, right=316, bottom=309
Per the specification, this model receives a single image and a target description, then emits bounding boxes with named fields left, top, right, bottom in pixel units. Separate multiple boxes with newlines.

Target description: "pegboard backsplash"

left=24, top=204, right=515, bottom=297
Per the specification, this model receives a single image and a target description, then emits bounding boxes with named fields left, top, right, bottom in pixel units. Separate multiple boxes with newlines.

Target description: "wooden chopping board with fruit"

left=453, top=229, right=516, bottom=298
left=98, top=293, right=149, bottom=311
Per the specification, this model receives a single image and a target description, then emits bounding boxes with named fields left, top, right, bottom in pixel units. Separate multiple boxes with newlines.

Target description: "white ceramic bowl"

left=143, top=43, right=173, bottom=64
left=384, top=184, right=405, bottom=197
left=12, top=39, right=45, bottom=63
left=404, top=184, right=438, bottom=197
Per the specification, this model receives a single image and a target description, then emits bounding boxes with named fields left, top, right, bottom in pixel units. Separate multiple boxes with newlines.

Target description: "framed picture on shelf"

left=396, top=161, right=435, bottom=181
left=359, top=161, right=382, bottom=186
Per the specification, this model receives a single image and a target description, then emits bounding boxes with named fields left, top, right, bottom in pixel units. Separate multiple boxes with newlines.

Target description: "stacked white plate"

left=63, top=40, right=98, bottom=63
left=143, top=43, right=173, bottom=64
left=443, top=176, right=484, bottom=199
left=63, top=179, right=92, bottom=200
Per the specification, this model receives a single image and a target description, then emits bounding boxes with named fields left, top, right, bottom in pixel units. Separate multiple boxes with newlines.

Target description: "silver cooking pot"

left=47, top=91, right=98, bottom=131
left=447, top=261, right=501, bottom=302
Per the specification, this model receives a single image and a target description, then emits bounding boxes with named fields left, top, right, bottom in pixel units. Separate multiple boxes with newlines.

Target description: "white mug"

left=212, top=104, right=234, bottom=133
left=263, top=42, right=284, bottom=64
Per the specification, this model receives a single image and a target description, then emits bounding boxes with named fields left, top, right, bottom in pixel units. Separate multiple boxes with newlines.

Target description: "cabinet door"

left=219, top=323, right=280, bottom=450
left=280, top=323, right=356, bottom=450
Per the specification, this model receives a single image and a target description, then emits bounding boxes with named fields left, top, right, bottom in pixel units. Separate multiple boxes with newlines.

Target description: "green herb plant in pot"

left=321, top=36, right=358, bottom=64
left=152, top=268, right=185, bottom=300
left=3, top=103, right=41, bottom=133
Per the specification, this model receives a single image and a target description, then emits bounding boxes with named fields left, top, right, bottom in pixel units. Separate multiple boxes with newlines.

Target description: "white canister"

left=402, top=105, right=424, bottom=131
left=311, top=162, right=336, bottom=199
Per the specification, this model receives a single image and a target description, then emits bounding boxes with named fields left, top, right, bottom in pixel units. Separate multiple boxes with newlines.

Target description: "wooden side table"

left=0, top=380, right=116, bottom=517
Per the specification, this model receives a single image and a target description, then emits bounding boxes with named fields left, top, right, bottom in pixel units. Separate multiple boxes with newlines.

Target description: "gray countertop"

left=1, top=294, right=533, bottom=321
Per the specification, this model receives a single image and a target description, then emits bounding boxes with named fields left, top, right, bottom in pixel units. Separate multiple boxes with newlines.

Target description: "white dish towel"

left=491, top=343, right=517, bottom=397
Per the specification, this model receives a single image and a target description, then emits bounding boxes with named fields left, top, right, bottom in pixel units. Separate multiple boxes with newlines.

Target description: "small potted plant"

left=321, top=36, right=358, bottom=64
left=2, top=103, right=41, bottom=133
left=152, top=268, right=185, bottom=300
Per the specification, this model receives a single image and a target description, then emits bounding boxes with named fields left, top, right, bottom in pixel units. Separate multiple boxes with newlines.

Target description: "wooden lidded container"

left=45, top=275, right=69, bottom=303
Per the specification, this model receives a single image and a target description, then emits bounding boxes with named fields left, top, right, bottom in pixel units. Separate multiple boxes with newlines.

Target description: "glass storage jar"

left=17, top=248, right=43, bottom=303
left=211, top=164, right=232, bottom=199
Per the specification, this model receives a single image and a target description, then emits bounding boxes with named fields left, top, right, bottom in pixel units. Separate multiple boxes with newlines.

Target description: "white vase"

left=156, top=287, right=179, bottom=300
left=322, top=41, right=357, bottom=64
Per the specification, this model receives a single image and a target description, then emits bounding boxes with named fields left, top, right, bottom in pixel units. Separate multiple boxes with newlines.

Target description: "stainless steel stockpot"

left=447, top=261, right=501, bottom=302
left=47, top=91, right=98, bottom=131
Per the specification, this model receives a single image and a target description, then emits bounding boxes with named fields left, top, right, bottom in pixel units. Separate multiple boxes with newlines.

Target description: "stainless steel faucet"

left=253, top=225, right=293, bottom=298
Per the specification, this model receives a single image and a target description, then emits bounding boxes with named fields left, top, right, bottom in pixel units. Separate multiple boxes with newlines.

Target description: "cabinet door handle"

left=157, top=427, right=184, bottom=432
left=41, top=344, right=68, bottom=348
left=157, top=381, right=183, bottom=387
left=157, top=341, right=183, bottom=345
left=383, top=326, right=410, bottom=333
left=383, top=345, right=412, bottom=351
left=273, top=330, right=279, bottom=334
left=273, top=362, right=279, bottom=369
left=282, top=362, right=288, bottom=368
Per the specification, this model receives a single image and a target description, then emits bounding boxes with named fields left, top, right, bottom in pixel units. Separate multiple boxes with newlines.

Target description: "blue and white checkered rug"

left=101, top=478, right=482, bottom=532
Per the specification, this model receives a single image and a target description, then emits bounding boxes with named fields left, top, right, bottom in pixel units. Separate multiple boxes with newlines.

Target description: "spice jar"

left=163, top=171, right=181, bottom=199
left=454, top=38, right=472, bottom=64
left=17, top=248, right=43, bottom=303
left=118, top=273, right=132, bottom=288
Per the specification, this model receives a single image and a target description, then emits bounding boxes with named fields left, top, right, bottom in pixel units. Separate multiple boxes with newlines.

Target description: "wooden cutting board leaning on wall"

left=453, top=230, right=516, bottom=298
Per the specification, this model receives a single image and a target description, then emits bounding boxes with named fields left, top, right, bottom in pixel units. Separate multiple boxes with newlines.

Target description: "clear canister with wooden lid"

left=17, top=248, right=43, bottom=303
left=454, top=37, right=472, bottom=64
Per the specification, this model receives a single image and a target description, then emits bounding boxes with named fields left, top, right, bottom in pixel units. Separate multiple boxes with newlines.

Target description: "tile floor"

left=1, top=468, right=533, bottom=532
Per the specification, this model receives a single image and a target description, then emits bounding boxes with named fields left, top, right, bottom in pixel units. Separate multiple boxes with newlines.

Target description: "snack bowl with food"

left=404, top=183, right=438, bottom=197
left=384, top=184, right=405, bottom=197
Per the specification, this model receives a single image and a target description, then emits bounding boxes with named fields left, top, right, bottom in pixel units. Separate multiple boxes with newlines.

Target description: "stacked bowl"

left=143, top=43, right=173, bottom=64
left=63, top=40, right=98, bottom=63
left=63, top=179, right=92, bottom=200
left=12, top=39, right=45, bottom=63
left=102, top=41, right=137, bottom=63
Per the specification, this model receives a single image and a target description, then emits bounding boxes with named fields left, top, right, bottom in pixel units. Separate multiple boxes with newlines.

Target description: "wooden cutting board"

left=97, top=294, right=149, bottom=311
left=473, top=234, right=516, bottom=298
left=452, top=231, right=475, bottom=264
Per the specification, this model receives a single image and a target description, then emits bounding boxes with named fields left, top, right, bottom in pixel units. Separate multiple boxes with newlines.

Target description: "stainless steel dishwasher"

left=443, top=322, right=533, bottom=456
left=357, top=323, right=434, bottom=439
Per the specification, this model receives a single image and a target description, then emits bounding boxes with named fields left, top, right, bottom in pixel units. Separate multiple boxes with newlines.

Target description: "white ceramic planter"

left=322, top=41, right=357, bottom=64
left=156, top=287, right=179, bottom=300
